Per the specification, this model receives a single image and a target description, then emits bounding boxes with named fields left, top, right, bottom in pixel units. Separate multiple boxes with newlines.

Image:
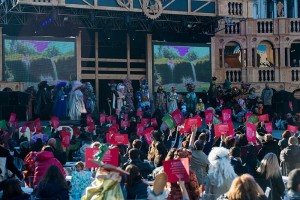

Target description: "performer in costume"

left=113, top=83, right=126, bottom=117
left=53, top=81, right=67, bottom=118
left=123, top=78, right=135, bottom=112
left=135, top=80, right=151, bottom=116
left=83, top=82, right=96, bottom=114
left=154, top=85, right=168, bottom=115
left=34, top=81, right=50, bottom=120
left=185, top=83, right=197, bottom=115
left=69, top=81, right=86, bottom=120
left=168, top=86, right=178, bottom=113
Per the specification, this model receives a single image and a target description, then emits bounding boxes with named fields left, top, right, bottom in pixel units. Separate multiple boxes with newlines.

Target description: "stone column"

left=274, top=0, right=278, bottom=18
left=287, top=48, right=291, bottom=67
left=221, top=48, right=225, bottom=68
left=254, top=48, right=258, bottom=67
left=295, top=0, right=298, bottom=18
left=284, top=0, right=287, bottom=18
left=275, top=48, right=279, bottom=67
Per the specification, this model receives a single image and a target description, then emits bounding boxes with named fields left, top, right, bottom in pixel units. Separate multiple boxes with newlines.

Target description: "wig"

left=207, top=147, right=237, bottom=187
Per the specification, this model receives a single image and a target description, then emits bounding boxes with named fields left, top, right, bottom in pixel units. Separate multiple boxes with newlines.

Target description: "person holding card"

left=148, top=131, right=168, bottom=168
left=205, top=147, right=237, bottom=200
left=33, top=145, right=66, bottom=188
left=167, top=148, right=200, bottom=200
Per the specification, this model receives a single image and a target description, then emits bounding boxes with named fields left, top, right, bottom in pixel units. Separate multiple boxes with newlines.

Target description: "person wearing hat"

left=148, top=172, right=170, bottom=200
left=69, top=80, right=86, bottom=120
left=53, top=81, right=67, bottom=118
left=154, top=85, right=168, bottom=116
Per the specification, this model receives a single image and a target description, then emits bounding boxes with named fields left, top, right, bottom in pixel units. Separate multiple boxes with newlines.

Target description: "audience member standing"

left=261, top=83, right=273, bottom=115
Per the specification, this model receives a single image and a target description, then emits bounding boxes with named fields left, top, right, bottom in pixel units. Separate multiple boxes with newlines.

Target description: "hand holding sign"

left=163, top=158, right=190, bottom=182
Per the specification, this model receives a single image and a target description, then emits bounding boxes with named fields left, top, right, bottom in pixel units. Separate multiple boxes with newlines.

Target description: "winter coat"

left=278, top=138, right=289, bottom=151
left=257, top=140, right=280, bottom=161
left=33, top=151, right=66, bottom=187
left=254, top=172, right=285, bottom=200
left=2, top=193, right=31, bottom=200
left=190, top=149, right=209, bottom=185
left=230, top=158, right=249, bottom=176
left=126, top=180, right=148, bottom=200
left=280, top=145, right=300, bottom=175
left=36, top=182, right=69, bottom=200
left=287, top=190, right=300, bottom=200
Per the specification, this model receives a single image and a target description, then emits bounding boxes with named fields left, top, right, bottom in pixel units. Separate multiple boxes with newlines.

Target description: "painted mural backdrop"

left=3, top=36, right=76, bottom=88
left=153, top=43, right=211, bottom=93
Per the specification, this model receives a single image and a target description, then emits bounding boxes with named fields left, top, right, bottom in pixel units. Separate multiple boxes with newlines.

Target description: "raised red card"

left=111, top=116, right=117, bottom=124
left=136, top=110, right=144, bottom=117
left=100, top=114, right=106, bottom=124
left=143, top=127, right=154, bottom=138
left=8, top=113, right=17, bottom=124
left=86, top=114, right=93, bottom=124
left=106, top=115, right=113, bottom=123
left=144, top=129, right=153, bottom=144
left=102, top=147, right=119, bottom=167
left=51, top=116, right=60, bottom=129
left=265, top=122, right=273, bottom=134
left=151, top=118, right=158, bottom=127
left=35, top=125, right=42, bottom=134
left=108, top=126, right=118, bottom=135
left=141, top=118, right=150, bottom=127
left=258, top=114, right=269, bottom=122
left=205, top=110, right=213, bottom=124
left=245, top=112, right=253, bottom=121
left=85, top=148, right=100, bottom=168
left=163, top=158, right=190, bottom=183
left=222, top=109, right=232, bottom=123
left=184, top=116, right=202, bottom=130
left=246, top=122, right=256, bottom=143
left=61, top=131, right=71, bottom=147
left=121, top=120, right=130, bottom=128
left=109, top=134, right=129, bottom=145
left=214, top=124, right=229, bottom=137
left=136, top=124, right=144, bottom=136
left=34, top=118, right=41, bottom=127
left=288, top=125, right=298, bottom=133
left=85, top=147, right=119, bottom=168
left=88, top=121, right=95, bottom=132
left=171, top=109, right=184, bottom=126
left=28, top=122, right=35, bottom=132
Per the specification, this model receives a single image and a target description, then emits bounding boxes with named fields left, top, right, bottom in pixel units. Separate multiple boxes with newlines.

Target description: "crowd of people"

left=0, top=78, right=300, bottom=200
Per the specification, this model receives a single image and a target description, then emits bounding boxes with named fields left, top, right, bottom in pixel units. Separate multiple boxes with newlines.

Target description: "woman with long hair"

left=255, top=153, right=285, bottom=200
left=125, top=164, right=148, bottom=200
left=35, top=165, right=69, bottom=200
left=1, top=178, right=31, bottom=200
left=217, top=174, right=267, bottom=200
left=205, top=147, right=237, bottom=200
left=148, top=130, right=167, bottom=167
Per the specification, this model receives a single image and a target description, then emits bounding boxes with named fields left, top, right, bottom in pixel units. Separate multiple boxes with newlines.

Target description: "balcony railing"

left=290, top=19, right=300, bottom=33
left=225, top=69, right=242, bottom=83
left=258, top=69, right=275, bottom=82
left=257, top=20, right=274, bottom=34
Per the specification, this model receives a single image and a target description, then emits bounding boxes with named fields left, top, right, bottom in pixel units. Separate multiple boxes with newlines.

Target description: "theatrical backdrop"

left=2, top=36, right=77, bottom=88
left=153, top=43, right=211, bottom=93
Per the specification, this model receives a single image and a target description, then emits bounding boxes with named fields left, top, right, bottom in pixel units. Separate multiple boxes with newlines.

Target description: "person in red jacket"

left=33, top=145, right=66, bottom=188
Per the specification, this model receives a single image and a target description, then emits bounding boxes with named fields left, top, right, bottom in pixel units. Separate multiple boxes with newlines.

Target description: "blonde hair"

left=257, top=153, right=281, bottom=179
left=227, top=174, right=262, bottom=200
